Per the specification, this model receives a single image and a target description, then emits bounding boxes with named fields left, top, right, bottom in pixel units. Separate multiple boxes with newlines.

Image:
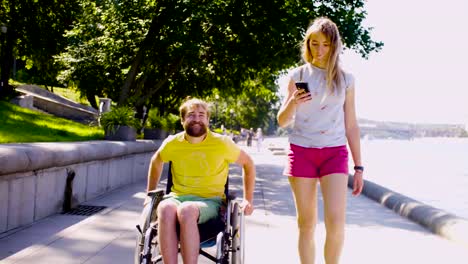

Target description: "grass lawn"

left=52, top=86, right=95, bottom=106
left=0, top=101, right=104, bottom=143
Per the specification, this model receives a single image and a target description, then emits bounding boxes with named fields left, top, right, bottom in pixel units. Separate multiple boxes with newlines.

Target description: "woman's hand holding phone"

left=293, top=82, right=312, bottom=104
left=295, top=82, right=310, bottom=93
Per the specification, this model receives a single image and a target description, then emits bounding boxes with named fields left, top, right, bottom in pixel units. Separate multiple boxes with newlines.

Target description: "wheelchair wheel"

left=135, top=206, right=150, bottom=263
left=230, top=202, right=244, bottom=264
left=134, top=192, right=163, bottom=264
left=135, top=232, right=144, bottom=263
left=215, top=232, right=227, bottom=263
left=135, top=218, right=161, bottom=264
left=142, top=224, right=161, bottom=264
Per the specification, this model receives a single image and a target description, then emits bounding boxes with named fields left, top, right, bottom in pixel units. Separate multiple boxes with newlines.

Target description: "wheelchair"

left=135, top=163, right=245, bottom=264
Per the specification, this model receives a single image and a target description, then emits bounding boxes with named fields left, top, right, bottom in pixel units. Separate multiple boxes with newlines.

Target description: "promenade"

left=1, top=142, right=468, bottom=263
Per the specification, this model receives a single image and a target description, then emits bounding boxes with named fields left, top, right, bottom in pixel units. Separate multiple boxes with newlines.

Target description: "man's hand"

left=240, top=199, right=254, bottom=215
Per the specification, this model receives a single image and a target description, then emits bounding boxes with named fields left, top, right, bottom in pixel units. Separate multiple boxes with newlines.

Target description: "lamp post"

left=214, top=94, right=219, bottom=128
left=229, top=108, right=234, bottom=132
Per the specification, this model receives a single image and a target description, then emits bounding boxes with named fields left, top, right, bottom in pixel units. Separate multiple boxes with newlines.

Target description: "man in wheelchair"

left=137, top=98, right=256, bottom=264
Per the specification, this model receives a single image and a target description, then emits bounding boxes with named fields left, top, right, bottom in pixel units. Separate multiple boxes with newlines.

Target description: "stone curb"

left=348, top=175, right=468, bottom=248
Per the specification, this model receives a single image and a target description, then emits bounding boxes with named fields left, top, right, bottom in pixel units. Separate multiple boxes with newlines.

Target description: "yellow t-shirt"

left=159, top=131, right=241, bottom=198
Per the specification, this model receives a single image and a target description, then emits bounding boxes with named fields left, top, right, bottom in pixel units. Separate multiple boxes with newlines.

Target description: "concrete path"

left=1, top=145, right=468, bottom=264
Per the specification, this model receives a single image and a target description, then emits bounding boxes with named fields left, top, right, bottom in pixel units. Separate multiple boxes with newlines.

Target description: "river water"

left=263, top=136, right=468, bottom=219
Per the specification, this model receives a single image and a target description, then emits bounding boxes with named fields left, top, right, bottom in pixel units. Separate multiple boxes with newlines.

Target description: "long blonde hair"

left=302, top=17, right=343, bottom=94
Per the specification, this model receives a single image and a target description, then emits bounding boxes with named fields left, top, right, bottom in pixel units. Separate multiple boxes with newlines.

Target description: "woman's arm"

left=344, top=85, right=364, bottom=196
left=277, top=79, right=310, bottom=127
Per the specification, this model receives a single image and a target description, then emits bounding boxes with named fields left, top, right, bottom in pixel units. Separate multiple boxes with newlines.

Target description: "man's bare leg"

left=157, top=201, right=179, bottom=264
left=178, top=203, right=200, bottom=264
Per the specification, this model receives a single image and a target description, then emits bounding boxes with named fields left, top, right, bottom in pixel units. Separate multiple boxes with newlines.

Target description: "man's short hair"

left=179, top=97, right=211, bottom=121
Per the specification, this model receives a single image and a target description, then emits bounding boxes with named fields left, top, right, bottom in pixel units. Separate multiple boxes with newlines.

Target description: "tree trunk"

left=118, top=12, right=161, bottom=105
left=135, top=56, right=184, bottom=106
left=0, top=1, right=17, bottom=98
left=86, top=90, right=98, bottom=109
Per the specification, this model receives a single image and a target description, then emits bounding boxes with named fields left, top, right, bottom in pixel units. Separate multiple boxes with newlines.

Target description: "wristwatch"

left=353, top=165, right=364, bottom=172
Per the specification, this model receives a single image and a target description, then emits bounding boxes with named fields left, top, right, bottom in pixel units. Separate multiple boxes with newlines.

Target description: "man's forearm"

left=146, top=173, right=160, bottom=192
left=146, top=153, right=163, bottom=192
left=243, top=163, right=256, bottom=202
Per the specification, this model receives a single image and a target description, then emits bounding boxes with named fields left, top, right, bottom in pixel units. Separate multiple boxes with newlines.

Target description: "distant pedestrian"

left=277, top=17, right=364, bottom=264
left=240, top=128, right=247, bottom=144
left=255, top=128, right=263, bottom=152
left=246, top=128, right=254, bottom=147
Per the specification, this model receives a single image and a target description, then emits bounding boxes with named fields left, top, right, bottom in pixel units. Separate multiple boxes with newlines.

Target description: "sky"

left=340, top=0, right=468, bottom=126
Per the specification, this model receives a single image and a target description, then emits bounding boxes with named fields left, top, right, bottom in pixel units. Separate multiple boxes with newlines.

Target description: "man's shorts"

left=163, top=194, right=222, bottom=224
left=283, top=144, right=348, bottom=178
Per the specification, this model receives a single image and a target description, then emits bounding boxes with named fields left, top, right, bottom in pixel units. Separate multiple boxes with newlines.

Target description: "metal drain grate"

left=62, top=205, right=107, bottom=216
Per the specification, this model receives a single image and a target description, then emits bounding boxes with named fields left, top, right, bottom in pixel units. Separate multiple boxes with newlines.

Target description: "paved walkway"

left=1, top=145, right=468, bottom=264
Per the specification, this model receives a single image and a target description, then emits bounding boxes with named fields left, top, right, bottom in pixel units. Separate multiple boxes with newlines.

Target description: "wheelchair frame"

left=135, top=162, right=245, bottom=264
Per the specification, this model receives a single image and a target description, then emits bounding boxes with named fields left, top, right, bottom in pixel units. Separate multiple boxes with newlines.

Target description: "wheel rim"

left=216, top=232, right=225, bottom=261
left=230, top=202, right=241, bottom=264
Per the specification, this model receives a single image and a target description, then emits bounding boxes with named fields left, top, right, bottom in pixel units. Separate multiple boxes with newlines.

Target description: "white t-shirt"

left=287, top=63, right=355, bottom=148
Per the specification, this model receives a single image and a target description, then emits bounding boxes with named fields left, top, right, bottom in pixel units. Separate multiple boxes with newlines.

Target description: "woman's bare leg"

left=320, top=173, right=348, bottom=264
left=289, top=177, right=319, bottom=264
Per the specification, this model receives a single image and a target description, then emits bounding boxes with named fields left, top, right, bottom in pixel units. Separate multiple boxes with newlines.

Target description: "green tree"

left=0, top=0, right=80, bottom=98
left=56, top=0, right=382, bottom=121
left=215, top=72, right=280, bottom=133
left=55, top=0, right=155, bottom=108
left=120, top=0, right=382, bottom=109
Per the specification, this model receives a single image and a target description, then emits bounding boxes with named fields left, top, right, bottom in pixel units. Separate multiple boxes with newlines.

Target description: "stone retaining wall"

left=32, top=95, right=98, bottom=123
left=0, top=140, right=161, bottom=234
left=14, top=85, right=99, bottom=124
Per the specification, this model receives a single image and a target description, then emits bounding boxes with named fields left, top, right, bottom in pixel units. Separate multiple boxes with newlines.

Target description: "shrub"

left=146, top=108, right=166, bottom=129
left=165, top=113, right=180, bottom=133
left=146, top=109, right=180, bottom=133
left=100, top=106, right=139, bottom=133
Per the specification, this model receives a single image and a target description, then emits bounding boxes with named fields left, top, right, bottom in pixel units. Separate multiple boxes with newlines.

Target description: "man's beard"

left=185, top=121, right=207, bottom=137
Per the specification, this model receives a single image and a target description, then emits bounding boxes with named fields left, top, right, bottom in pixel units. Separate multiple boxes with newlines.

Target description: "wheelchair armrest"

left=147, top=189, right=165, bottom=197
left=141, top=189, right=165, bottom=229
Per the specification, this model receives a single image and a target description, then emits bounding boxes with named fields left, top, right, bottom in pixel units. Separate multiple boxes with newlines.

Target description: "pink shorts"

left=283, top=144, right=349, bottom=178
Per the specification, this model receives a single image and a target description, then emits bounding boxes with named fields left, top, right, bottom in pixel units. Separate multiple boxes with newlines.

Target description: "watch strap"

left=354, top=165, right=364, bottom=172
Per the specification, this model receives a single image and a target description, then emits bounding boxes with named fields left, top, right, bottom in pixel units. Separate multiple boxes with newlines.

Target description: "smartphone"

left=295, top=82, right=310, bottom=93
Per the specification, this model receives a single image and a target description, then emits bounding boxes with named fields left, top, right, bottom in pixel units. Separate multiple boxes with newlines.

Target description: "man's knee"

left=157, top=200, right=178, bottom=223
left=177, top=203, right=200, bottom=225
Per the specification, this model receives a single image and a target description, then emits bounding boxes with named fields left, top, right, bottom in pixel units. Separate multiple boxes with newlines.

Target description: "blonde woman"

left=277, top=17, right=364, bottom=264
